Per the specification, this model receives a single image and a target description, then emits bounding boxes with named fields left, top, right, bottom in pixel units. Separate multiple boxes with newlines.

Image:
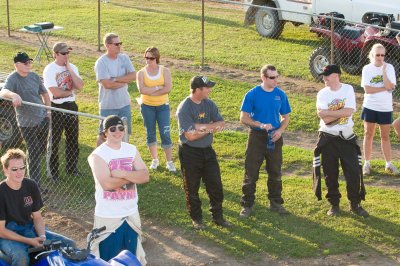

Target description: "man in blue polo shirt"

left=239, top=64, right=291, bottom=217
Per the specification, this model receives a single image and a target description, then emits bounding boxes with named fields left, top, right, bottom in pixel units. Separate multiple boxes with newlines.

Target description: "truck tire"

left=309, top=47, right=331, bottom=81
left=0, top=112, right=22, bottom=149
left=255, top=3, right=284, bottom=38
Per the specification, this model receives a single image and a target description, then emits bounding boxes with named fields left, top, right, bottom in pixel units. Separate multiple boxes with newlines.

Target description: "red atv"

left=309, top=12, right=400, bottom=80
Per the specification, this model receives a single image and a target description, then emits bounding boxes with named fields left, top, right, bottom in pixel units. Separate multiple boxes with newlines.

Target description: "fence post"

left=330, top=14, right=334, bottom=64
left=98, top=0, right=101, bottom=52
left=6, top=0, right=10, bottom=37
left=201, top=0, right=205, bottom=69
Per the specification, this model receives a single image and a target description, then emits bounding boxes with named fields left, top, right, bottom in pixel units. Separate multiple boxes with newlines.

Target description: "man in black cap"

left=176, top=76, right=231, bottom=230
left=0, top=52, right=50, bottom=188
left=43, top=42, right=84, bottom=181
left=88, top=115, right=149, bottom=264
left=313, top=64, right=368, bottom=217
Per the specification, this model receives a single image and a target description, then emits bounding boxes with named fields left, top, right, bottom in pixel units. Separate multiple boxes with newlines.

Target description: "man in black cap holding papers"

left=313, top=64, right=368, bottom=217
left=176, top=76, right=231, bottom=230
left=0, top=52, right=50, bottom=188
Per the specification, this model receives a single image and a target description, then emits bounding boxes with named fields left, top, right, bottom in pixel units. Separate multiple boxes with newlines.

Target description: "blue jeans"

left=99, top=105, right=132, bottom=134
left=140, top=103, right=172, bottom=148
left=19, top=117, right=49, bottom=186
left=0, top=222, right=76, bottom=266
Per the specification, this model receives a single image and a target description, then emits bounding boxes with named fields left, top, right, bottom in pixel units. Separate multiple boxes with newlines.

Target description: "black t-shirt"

left=0, top=178, right=43, bottom=225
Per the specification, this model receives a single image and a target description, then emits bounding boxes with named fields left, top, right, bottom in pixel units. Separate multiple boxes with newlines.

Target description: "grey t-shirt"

left=94, top=53, right=135, bottom=110
left=4, top=71, right=47, bottom=127
left=176, top=97, right=223, bottom=148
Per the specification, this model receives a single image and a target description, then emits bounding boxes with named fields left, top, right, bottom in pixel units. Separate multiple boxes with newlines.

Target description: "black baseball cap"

left=102, top=115, right=123, bottom=132
left=14, top=52, right=33, bottom=63
left=190, top=76, right=216, bottom=90
left=319, top=65, right=341, bottom=76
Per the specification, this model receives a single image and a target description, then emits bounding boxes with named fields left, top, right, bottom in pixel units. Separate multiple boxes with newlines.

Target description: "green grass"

left=0, top=1, right=399, bottom=261
left=0, top=0, right=362, bottom=85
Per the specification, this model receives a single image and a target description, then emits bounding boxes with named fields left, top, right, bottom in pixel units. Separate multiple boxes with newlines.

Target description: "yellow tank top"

left=141, top=65, right=169, bottom=106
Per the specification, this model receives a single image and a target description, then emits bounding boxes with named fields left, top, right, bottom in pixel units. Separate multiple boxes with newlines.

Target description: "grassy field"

left=0, top=0, right=399, bottom=261
left=0, top=0, right=366, bottom=85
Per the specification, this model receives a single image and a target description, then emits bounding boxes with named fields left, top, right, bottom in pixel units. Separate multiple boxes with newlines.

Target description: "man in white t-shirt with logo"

left=313, top=65, right=368, bottom=218
left=43, top=42, right=84, bottom=181
left=88, top=115, right=149, bottom=265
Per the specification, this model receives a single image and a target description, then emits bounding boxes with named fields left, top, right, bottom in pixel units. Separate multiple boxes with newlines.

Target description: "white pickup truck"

left=243, top=0, right=400, bottom=38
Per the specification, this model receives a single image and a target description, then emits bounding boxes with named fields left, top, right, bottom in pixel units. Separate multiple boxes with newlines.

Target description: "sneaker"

left=192, top=219, right=205, bottom=230
left=269, top=202, right=289, bottom=215
left=363, top=164, right=371, bottom=175
left=239, top=206, right=253, bottom=218
left=385, top=164, right=400, bottom=175
left=214, top=218, right=232, bottom=228
left=149, top=159, right=159, bottom=170
left=166, top=161, right=176, bottom=172
left=350, top=204, right=369, bottom=218
left=327, top=205, right=340, bottom=216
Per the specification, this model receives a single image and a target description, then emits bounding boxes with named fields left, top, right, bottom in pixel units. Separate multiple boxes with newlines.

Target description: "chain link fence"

left=0, top=73, right=104, bottom=217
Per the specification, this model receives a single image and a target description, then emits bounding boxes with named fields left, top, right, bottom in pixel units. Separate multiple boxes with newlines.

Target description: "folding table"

left=20, top=26, right=64, bottom=64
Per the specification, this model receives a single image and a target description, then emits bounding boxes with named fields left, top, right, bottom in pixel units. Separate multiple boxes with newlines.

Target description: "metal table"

left=20, top=26, right=64, bottom=64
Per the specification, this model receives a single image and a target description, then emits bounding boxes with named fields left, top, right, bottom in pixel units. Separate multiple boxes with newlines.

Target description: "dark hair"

left=260, top=64, right=277, bottom=76
left=144, top=47, right=161, bottom=64
left=1, top=148, right=26, bottom=169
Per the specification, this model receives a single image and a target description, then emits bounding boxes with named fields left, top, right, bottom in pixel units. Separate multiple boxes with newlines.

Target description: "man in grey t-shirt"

left=94, top=33, right=136, bottom=146
left=0, top=52, right=51, bottom=187
left=176, top=76, right=231, bottom=230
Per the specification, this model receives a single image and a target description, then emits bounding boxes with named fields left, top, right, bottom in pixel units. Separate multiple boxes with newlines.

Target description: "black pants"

left=178, top=144, right=224, bottom=222
left=20, top=117, right=49, bottom=185
left=320, top=136, right=361, bottom=205
left=241, top=129, right=284, bottom=207
left=49, top=102, right=79, bottom=178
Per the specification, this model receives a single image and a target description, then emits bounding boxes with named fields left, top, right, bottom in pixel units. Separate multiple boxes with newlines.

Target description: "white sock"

left=364, top=160, right=370, bottom=166
left=385, top=161, right=392, bottom=168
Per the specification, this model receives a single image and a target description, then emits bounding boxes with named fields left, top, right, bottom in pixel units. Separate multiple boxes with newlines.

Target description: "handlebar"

left=28, top=240, right=63, bottom=254
left=85, top=226, right=108, bottom=251
left=91, top=226, right=106, bottom=235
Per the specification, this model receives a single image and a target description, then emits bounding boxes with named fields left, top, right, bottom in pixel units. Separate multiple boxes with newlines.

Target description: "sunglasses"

left=58, top=52, right=70, bottom=55
left=10, top=166, right=25, bottom=172
left=265, top=75, right=279, bottom=80
left=375, top=54, right=385, bottom=57
left=109, top=125, right=125, bottom=132
left=111, top=42, right=123, bottom=46
left=20, top=61, right=33, bottom=66
left=145, top=57, right=156, bottom=61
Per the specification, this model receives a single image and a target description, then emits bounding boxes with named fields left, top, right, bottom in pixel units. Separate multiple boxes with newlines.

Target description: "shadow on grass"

left=140, top=174, right=399, bottom=261
left=113, top=3, right=246, bottom=29
left=278, top=36, right=323, bottom=47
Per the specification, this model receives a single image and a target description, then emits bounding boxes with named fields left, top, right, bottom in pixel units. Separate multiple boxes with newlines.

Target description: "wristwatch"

left=111, top=77, right=117, bottom=82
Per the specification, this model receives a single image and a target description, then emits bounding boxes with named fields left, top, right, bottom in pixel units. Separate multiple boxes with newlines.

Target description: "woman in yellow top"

left=137, top=47, right=175, bottom=171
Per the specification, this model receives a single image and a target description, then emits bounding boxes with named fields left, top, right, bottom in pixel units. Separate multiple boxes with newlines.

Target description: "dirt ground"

left=2, top=27, right=400, bottom=265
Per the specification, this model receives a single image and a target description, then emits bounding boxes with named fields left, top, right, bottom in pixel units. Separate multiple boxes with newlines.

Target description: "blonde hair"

left=103, top=33, right=119, bottom=45
left=368, top=43, right=385, bottom=63
left=1, top=148, right=26, bottom=169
